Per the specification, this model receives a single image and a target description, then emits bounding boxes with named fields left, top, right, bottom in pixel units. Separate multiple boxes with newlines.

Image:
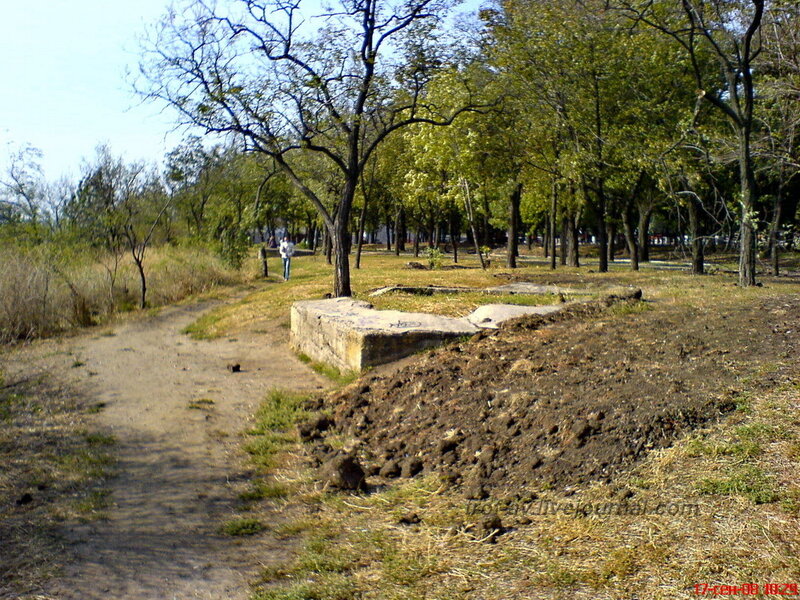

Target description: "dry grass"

left=0, top=244, right=248, bottom=344
left=233, top=253, right=800, bottom=600
left=0, top=369, right=116, bottom=598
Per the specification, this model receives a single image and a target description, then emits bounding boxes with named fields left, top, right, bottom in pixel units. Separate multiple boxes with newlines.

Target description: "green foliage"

left=216, top=227, right=251, bottom=269
left=426, top=247, right=443, bottom=269
left=220, top=517, right=266, bottom=536
left=298, top=354, right=358, bottom=386
left=244, top=390, right=312, bottom=468
left=239, top=480, right=288, bottom=502
left=697, top=465, right=779, bottom=504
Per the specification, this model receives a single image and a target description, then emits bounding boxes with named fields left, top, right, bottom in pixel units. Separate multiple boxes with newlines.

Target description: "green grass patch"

left=56, top=448, right=116, bottom=480
left=243, top=390, right=312, bottom=469
left=0, top=392, right=20, bottom=422
left=252, top=575, right=357, bottom=600
left=735, top=423, right=783, bottom=441
left=252, top=389, right=312, bottom=433
left=74, top=488, right=111, bottom=515
left=188, top=398, right=215, bottom=410
left=239, top=480, right=289, bottom=502
left=221, top=517, right=266, bottom=536
left=697, top=465, right=779, bottom=504
left=253, top=527, right=361, bottom=600
left=607, top=300, right=653, bottom=316
left=182, top=310, right=227, bottom=340
left=83, top=432, right=116, bottom=447
left=297, top=354, right=358, bottom=386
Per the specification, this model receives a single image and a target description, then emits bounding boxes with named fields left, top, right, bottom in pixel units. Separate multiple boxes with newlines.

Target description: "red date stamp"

left=694, top=583, right=799, bottom=596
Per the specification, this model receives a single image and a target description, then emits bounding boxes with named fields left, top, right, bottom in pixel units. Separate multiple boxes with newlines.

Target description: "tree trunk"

left=450, top=213, right=459, bottom=263
left=397, top=207, right=406, bottom=252
left=325, top=230, right=333, bottom=265
left=507, top=183, right=521, bottom=269
left=331, top=214, right=352, bottom=297
left=606, top=221, right=616, bottom=263
left=567, top=214, right=580, bottom=268
left=622, top=197, right=639, bottom=271
left=549, top=180, right=557, bottom=271
left=637, top=208, right=652, bottom=263
left=355, top=198, right=367, bottom=269
left=768, top=183, right=783, bottom=276
left=460, top=177, right=487, bottom=270
left=259, top=246, right=269, bottom=277
left=592, top=70, right=608, bottom=274
left=591, top=181, right=608, bottom=273
left=687, top=197, right=704, bottom=275
left=738, top=128, right=757, bottom=287
left=394, top=208, right=402, bottom=256
left=134, top=257, right=147, bottom=309
left=414, top=230, right=420, bottom=257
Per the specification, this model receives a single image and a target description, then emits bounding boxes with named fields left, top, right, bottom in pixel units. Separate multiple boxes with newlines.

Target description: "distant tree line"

left=3, top=0, right=799, bottom=299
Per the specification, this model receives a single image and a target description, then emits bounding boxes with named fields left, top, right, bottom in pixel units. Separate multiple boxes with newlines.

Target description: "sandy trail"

left=31, top=299, right=326, bottom=600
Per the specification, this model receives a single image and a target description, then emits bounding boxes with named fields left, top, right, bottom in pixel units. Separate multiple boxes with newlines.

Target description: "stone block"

left=290, top=298, right=479, bottom=372
left=465, top=304, right=564, bottom=329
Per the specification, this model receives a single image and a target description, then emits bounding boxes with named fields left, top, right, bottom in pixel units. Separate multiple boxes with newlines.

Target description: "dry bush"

left=147, top=246, right=241, bottom=306
left=0, top=244, right=245, bottom=343
left=0, top=249, right=66, bottom=342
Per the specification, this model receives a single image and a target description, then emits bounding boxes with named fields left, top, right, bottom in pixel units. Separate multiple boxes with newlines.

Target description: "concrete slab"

left=369, top=282, right=603, bottom=297
left=290, top=298, right=479, bottom=372
left=466, top=303, right=564, bottom=329
left=487, top=282, right=589, bottom=296
left=369, top=285, right=475, bottom=297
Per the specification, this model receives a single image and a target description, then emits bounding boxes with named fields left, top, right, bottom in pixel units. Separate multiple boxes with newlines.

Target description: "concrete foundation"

left=290, top=298, right=480, bottom=372
left=466, top=304, right=564, bottom=329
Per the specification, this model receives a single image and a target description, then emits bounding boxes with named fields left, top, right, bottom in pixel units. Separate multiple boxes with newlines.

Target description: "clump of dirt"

left=308, top=295, right=799, bottom=497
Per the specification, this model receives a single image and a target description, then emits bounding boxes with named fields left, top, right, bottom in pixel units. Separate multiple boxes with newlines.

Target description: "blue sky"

left=0, top=1, right=483, bottom=182
left=0, top=1, right=188, bottom=180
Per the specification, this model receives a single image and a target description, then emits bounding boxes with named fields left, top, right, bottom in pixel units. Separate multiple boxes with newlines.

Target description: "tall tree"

left=140, top=0, right=485, bottom=296
left=619, top=0, right=766, bottom=286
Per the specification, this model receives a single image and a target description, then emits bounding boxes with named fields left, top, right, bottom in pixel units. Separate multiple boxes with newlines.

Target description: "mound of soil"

left=309, top=295, right=799, bottom=496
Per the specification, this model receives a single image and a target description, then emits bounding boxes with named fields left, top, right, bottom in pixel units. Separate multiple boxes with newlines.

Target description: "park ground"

left=1, top=247, right=799, bottom=600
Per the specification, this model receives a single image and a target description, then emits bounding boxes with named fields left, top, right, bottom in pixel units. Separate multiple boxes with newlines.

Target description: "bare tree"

left=139, top=0, right=486, bottom=296
left=0, top=145, right=44, bottom=226
left=119, top=174, right=173, bottom=309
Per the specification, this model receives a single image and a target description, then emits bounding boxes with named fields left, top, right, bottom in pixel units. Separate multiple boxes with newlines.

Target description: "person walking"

left=279, top=235, right=295, bottom=281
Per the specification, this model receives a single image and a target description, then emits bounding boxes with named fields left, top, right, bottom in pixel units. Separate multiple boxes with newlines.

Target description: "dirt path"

left=16, top=300, right=327, bottom=599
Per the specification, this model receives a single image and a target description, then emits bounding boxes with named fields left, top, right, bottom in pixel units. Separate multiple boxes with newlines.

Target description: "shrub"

left=0, top=243, right=244, bottom=344
left=425, top=247, right=443, bottom=269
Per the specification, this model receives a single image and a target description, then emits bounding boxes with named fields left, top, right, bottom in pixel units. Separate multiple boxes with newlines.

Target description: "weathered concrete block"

left=465, top=304, right=564, bottom=329
left=290, top=298, right=479, bottom=372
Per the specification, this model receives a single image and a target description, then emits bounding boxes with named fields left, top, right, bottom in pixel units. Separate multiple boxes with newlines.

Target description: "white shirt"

left=279, top=240, right=295, bottom=258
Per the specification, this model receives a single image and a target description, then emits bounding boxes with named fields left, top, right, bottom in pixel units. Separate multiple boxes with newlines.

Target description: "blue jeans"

left=283, top=257, right=291, bottom=280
